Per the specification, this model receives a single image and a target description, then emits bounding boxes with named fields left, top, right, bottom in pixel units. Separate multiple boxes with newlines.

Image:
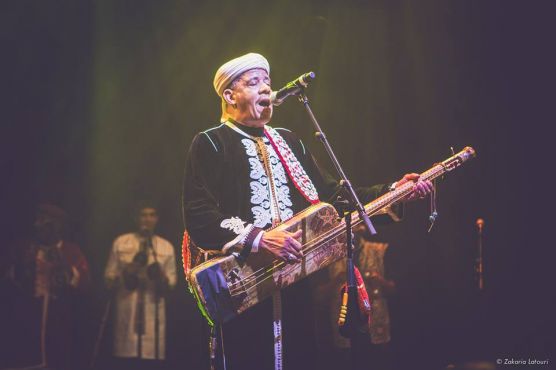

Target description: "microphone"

left=139, top=227, right=154, bottom=250
left=271, top=71, right=315, bottom=106
left=476, top=218, right=484, bottom=233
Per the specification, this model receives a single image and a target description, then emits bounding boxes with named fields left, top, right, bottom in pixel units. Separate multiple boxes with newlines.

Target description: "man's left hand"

left=395, top=173, right=433, bottom=201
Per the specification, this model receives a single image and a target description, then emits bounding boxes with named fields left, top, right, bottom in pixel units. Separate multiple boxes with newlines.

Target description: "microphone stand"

left=90, top=298, right=112, bottom=369
left=147, top=235, right=160, bottom=361
left=135, top=233, right=149, bottom=359
left=296, top=90, right=375, bottom=366
left=475, top=219, right=484, bottom=291
left=136, top=267, right=145, bottom=359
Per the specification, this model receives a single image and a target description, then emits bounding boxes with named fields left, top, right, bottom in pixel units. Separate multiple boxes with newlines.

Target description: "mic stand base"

left=335, top=201, right=367, bottom=370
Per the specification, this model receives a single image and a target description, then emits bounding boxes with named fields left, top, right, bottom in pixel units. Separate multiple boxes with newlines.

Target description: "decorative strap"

left=254, top=137, right=282, bottom=223
left=338, top=266, right=372, bottom=329
left=181, top=230, right=191, bottom=281
left=272, top=291, right=283, bottom=370
left=264, top=127, right=320, bottom=204
left=256, top=133, right=285, bottom=370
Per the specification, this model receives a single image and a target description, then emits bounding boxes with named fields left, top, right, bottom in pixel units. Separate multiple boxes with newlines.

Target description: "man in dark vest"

left=183, top=52, right=432, bottom=369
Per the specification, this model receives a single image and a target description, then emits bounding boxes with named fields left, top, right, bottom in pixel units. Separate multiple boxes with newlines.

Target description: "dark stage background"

left=2, top=1, right=553, bottom=369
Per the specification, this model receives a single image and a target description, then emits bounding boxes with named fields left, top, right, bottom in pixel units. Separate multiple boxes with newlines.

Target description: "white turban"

left=213, top=53, right=270, bottom=97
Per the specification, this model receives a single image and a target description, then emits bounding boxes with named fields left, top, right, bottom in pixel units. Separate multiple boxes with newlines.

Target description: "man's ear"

left=222, top=88, right=236, bottom=106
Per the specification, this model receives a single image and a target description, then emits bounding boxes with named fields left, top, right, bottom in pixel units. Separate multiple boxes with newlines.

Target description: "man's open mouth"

left=258, top=98, right=271, bottom=107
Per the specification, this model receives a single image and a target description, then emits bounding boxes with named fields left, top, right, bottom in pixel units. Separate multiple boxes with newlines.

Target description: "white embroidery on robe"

left=251, top=205, right=273, bottom=228
left=248, top=157, right=266, bottom=181
left=250, top=181, right=270, bottom=207
left=220, top=217, right=247, bottom=234
left=241, top=138, right=294, bottom=228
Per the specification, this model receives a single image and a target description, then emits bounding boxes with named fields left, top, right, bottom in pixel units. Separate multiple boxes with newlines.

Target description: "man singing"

left=183, top=52, right=432, bottom=369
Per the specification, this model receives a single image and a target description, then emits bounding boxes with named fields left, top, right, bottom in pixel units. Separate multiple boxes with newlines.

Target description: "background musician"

left=3, top=204, right=90, bottom=370
left=104, top=202, right=177, bottom=370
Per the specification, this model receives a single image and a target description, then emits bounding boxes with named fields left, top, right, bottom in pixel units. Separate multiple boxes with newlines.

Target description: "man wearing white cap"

left=183, top=52, right=432, bottom=369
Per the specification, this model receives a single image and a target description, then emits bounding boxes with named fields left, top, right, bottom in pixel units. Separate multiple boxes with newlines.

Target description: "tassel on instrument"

left=338, top=290, right=349, bottom=326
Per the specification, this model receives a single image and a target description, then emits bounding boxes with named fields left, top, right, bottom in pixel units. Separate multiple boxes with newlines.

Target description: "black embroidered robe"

left=183, top=120, right=397, bottom=253
left=183, top=120, right=401, bottom=369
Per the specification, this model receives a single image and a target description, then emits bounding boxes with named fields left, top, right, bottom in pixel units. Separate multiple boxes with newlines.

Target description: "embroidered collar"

left=225, top=119, right=266, bottom=138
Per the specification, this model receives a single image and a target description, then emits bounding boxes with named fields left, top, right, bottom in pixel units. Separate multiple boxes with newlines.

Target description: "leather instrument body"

left=189, top=202, right=345, bottom=324
left=186, top=147, right=476, bottom=325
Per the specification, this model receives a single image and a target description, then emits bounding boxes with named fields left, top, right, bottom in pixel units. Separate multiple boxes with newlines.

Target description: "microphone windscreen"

left=270, top=91, right=282, bottom=106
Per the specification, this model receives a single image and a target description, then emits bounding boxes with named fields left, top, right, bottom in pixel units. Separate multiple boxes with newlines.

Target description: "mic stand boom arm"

left=297, top=92, right=377, bottom=236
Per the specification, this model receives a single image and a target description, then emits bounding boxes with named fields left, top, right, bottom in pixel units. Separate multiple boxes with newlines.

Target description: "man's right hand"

left=259, top=229, right=303, bottom=263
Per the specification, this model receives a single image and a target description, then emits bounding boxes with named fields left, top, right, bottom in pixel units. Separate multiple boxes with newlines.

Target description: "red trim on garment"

left=264, top=128, right=320, bottom=205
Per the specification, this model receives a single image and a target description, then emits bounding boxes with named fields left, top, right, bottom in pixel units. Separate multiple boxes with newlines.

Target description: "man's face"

left=137, top=207, right=158, bottom=234
left=34, top=213, right=62, bottom=245
left=225, top=68, right=273, bottom=127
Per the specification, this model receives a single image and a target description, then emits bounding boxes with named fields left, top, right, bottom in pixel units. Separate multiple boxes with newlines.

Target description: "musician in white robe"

left=183, top=52, right=432, bottom=370
left=104, top=204, right=177, bottom=369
